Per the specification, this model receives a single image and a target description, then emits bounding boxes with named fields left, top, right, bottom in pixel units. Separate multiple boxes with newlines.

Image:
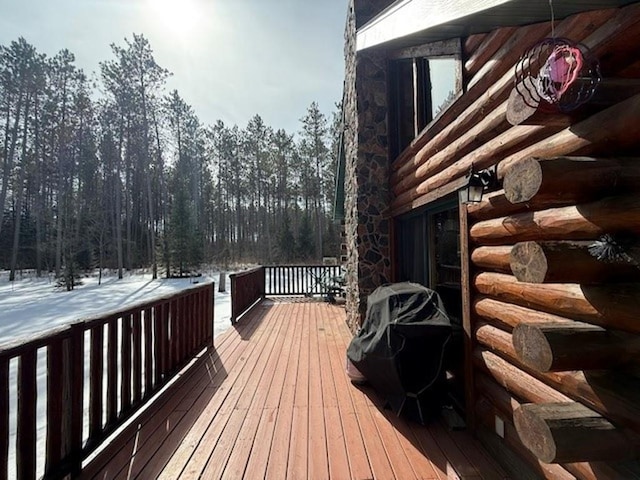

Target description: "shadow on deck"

left=81, top=300, right=507, bottom=479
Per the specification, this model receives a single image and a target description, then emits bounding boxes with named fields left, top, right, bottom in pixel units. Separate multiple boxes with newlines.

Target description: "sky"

left=0, top=0, right=348, bottom=134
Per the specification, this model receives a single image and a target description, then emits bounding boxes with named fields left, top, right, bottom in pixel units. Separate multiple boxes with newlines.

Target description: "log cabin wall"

left=389, top=3, right=640, bottom=478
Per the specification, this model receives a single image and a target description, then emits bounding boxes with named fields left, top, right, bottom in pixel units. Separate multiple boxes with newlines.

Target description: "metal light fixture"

left=461, top=165, right=498, bottom=204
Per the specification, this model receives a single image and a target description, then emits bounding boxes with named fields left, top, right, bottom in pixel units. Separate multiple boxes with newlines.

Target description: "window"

left=388, top=41, right=461, bottom=158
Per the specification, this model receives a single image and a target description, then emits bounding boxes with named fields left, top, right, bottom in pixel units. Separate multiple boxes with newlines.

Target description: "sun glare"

left=146, top=0, right=201, bottom=37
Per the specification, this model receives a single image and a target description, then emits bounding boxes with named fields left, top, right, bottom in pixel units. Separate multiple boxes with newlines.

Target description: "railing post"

left=121, top=314, right=132, bottom=413
left=0, top=357, right=7, bottom=477
left=107, top=319, right=118, bottom=426
left=144, top=308, right=153, bottom=397
left=46, top=339, right=63, bottom=474
left=88, top=325, right=104, bottom=448
left=132, top=311, right=142, bottom=405
left=66, top=323, right=84, bottom=476
left=17, top=349, right=36, bottom=480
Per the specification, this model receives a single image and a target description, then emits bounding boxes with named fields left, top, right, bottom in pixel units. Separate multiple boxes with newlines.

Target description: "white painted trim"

left=356, top=0, right=513, bottom=51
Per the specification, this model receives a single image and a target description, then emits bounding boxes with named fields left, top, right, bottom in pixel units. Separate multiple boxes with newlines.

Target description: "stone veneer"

left=343, top=0, right=395, bottom=331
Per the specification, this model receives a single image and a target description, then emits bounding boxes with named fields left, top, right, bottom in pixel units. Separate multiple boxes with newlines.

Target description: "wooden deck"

left=81, top=300, right=508, bottom=480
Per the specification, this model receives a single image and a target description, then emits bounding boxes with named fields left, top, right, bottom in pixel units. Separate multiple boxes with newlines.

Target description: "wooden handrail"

left=0, top=281, right=214, bottom=479
left=264, top=265, right=344, bottom=296
left=230, top=267, right=265, bottom=323
left=229, top=265, right=345, bottom=323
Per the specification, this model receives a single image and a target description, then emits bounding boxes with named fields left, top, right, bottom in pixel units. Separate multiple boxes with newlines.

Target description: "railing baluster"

left=189, top=294, right=196, bottom=354
left=196, top=291, right=203, bottom=347
left=121, top=314, right=132, bottom=413
left=208, top=285, right=214, bottom=343
left=46, top=339, right=63, bottom=473
left=89, top=326, right=103, bottom=443
left=144, top=308, right=153, bottom=397
left=68, top=325, right=84, bottom=475
left=0, top=357, right=7, bottom=479
left=162, top=302, right=171, bottom=376
left=18, top=350, right=37, bottom=480
left=153, top=304, right=163, bottom=385
left=107, top=319, right=118, bottom=425
left=170, top=299, right=178, bottom=371
left=132, top=311, right=142, bottom=405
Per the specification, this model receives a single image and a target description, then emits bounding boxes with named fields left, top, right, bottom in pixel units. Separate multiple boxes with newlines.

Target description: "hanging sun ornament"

left=513, top=37, right=601, bottom=113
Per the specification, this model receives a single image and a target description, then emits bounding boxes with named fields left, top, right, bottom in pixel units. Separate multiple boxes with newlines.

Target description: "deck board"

left=82, top=300, right=510, bottom=480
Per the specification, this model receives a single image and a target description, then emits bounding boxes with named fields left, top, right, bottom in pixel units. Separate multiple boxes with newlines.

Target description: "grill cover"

left=347, top=282, right=452, bottom=422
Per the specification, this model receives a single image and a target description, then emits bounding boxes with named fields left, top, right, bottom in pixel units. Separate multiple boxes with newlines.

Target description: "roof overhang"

left=357, top=0, right=638, bottom=51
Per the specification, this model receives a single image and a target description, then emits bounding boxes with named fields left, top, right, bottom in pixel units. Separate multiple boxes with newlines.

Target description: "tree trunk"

left=9, top=96, right=30, bottom=281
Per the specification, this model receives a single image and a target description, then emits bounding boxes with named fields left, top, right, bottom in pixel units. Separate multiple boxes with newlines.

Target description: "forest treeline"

left=0, top=34, right=341, bottom=285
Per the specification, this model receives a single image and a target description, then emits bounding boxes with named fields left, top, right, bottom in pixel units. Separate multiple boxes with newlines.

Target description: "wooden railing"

left=264, top=265, right=344, bottom=296
left=0, top=282, right=214, bottom=480
left=230, top=267, right=265, bottom=323
left=230, top=265, right=345, bottom=322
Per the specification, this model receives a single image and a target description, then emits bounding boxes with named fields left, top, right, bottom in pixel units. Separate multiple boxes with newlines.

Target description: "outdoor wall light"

left=461, top=165, right=498, bottom=204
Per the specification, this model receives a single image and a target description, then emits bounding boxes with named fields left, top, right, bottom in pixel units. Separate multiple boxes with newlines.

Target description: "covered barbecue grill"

left=347, top=282, right=452, bottom=423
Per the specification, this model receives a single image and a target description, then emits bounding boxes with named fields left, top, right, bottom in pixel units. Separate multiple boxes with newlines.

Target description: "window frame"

left=387, top=39, right=463, bottom=159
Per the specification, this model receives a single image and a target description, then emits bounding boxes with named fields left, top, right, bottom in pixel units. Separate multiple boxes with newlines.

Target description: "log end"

left=510, top=241, right=548, bottom=283
left=514, top=403, right=559, bottom=463
left=506, top=77, right=539, bottom=126
left=512, top=323, right=554, bottom=372
left=503, top=157, right=543, bottom=204
left=514, top=402, right=633, bottom=464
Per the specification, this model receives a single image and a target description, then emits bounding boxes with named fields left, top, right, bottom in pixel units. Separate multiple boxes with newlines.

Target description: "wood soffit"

left=356, top=0, right=638, bottom=51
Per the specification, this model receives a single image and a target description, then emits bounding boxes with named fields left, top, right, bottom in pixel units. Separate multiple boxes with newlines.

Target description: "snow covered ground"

left=0, top=269, right=234, bottom=479
left=0, top=269, right=233, bottom=341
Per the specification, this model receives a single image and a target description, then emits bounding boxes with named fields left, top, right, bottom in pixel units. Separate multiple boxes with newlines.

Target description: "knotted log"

left=509, top=241, right=640, bottom=284
left=497, top=92, right=640, bottom=179
left=470, top=246, right=512, bottom=273
left=470, top=195, right=640, bottom=246
left=506, top=77, right=573, bottom=127
left=512, top=321, right=640, bottom=372
left=474, top=296, right=572, bottom=331
left=474, top=272, right=640, bottom=334
left=503, top=157, right=640, bottom=205
left=475, top=326, right=640, bottom=436
left=514, top=402, right=636, bottom=464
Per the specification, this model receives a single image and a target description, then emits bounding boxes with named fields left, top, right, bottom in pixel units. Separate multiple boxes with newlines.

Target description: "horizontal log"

left=497, top=92, right=640, bottom=179
left=474, top=296, right=572, bottom=331
left=475, top=399, right=577, bottom=480
left=396, top=82, right=640, bottom=214
left=503, top=156, right=640, bottom=205
left=475, top=327, right=640, bottom=436
left=470, top=246, right=512, bottom=274
left=512, top=321, right=640, bottom=372
left=506, top=76, right=573, bottom=127
left=391, top=21, right=551, bottom=177
left=514, top=402, right=636, bottom=463
left=463, top=33, right=486, bottom=56
left=464, top=27, right=517, bottom=77
left=506, top=78, right=640, bottom=127
left=474, top=272, right=640, bottom=334
left=474, top=347, right=570, bottom=405
left=510, top=241, right=640, bottom=284
left=393, top=123, right=552, bottom=211
left=466, top=190, right=531, bottom=221
left=470, top=195, right=640, bottom=246
left=589, top=78, right=640, bottom=106
left=392, top=99, right=511, bottom=198
left=476, top=375, right=640, bottom=480
left=391, top=5, right=627, bottom=188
